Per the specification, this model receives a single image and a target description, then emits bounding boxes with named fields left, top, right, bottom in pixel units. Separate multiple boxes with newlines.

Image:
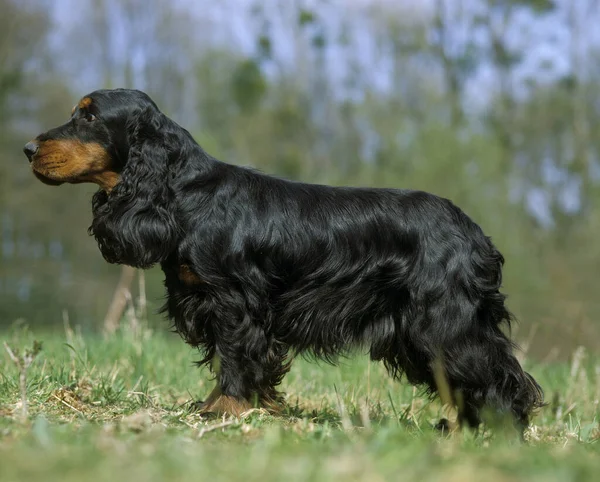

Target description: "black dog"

left=24, top=88, right=543, bottom=430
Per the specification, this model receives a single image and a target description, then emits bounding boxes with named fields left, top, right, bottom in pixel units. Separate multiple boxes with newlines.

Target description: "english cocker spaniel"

left=24, top=88, right=543, bottom=432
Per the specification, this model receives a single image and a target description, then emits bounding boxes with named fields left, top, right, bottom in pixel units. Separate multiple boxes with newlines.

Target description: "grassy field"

left=0, top=321, right=599, bottom=482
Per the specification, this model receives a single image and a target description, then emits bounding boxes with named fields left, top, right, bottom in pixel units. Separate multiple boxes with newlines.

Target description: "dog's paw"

left=192, top=395, right=252, bottom=418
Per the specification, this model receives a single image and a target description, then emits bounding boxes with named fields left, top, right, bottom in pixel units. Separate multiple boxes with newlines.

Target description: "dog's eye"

left=85, top=113, right=96, bottom=122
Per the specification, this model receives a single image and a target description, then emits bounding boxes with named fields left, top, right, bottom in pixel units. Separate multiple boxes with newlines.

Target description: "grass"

left=0, top=320, right=599, bottom=482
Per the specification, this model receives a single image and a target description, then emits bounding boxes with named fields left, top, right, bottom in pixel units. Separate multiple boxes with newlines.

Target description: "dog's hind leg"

left=417, top=289, right=542, bottom=434
left=381, top=289, right=542, bottom=434
left=402, top=235, right=543, bottom=433
left=437, top=328, right=543, bottom=433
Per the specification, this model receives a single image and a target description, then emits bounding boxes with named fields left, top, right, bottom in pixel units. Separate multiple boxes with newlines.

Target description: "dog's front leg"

left=194, top=309, right=289, bottom=417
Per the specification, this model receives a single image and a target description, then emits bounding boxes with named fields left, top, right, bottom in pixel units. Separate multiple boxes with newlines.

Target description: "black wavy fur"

left=35, top=89, right=544, bottom=431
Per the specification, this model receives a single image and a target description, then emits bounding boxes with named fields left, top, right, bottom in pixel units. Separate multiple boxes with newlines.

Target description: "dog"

left=24, top=88, right=543, bottom=431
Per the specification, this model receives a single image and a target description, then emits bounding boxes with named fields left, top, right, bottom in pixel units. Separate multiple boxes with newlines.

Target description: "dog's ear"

left=90, top=107, right=179, bottom=268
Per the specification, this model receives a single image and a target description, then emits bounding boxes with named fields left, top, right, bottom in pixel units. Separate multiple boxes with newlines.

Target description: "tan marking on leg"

left=259, top=391, right=286, bottom=414
left=203, top=384, right=222, bottom=406
left=195, top=385, right=252, bottom=417
left=205, top=395, right=252, bottom=416
left=193, top=359, right=285, bottom=417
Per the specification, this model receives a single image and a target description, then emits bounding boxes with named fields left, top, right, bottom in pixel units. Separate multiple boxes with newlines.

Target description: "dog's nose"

left=23, top=141, right=39, bottom=162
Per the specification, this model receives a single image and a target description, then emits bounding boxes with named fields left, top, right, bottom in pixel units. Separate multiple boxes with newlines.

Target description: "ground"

left=0, top=322, right=598, bottom=482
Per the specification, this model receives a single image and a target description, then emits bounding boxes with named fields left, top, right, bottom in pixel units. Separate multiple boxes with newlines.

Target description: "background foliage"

left=1, top=0, right=599, bottom=360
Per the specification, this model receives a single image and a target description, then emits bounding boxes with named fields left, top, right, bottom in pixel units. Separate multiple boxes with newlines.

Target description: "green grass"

left=0, top=321, right=599, bottom=482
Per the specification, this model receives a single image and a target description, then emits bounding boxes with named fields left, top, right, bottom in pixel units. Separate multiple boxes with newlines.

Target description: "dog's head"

left=24, top=88, right=181, bottom=268
left=23, top=89, right=161, bottom=192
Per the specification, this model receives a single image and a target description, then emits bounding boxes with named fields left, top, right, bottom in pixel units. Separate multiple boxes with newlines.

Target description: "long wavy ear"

left=90, top=107, right=179, bottom=268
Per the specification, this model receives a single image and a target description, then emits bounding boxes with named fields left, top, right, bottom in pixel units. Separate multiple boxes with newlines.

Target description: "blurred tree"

left=481, top=0, right=556, bottom=177
left=432, top=0, right=471, bottom=126
left=231, top=59, right=267, bottom=115
left=1, top=0, right=599, bottom=357
left=0, top=0, right=77, bottom=327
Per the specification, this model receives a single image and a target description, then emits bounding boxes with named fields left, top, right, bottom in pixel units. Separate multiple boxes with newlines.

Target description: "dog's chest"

left=160, top=261, right=214, bottom=346
left=177, top=264, right=204, bottom=285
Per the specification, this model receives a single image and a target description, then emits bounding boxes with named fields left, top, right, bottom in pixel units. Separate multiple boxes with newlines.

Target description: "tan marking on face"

left=178, top=264, right=203, bottom=285
left=71, top=105, right=76, bottom=115
left=87, top=171, right=120, bottom=192
left=78, top=97, right=92, bottom=109
left=32, top=139, right=119, bottom=192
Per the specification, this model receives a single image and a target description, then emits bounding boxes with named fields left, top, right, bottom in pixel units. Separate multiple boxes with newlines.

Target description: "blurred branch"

left=433, top=0, right=464, bottom=127
left=568, top=0, right=592, bottom=207
left=103, top=266, right=136, bottom=335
